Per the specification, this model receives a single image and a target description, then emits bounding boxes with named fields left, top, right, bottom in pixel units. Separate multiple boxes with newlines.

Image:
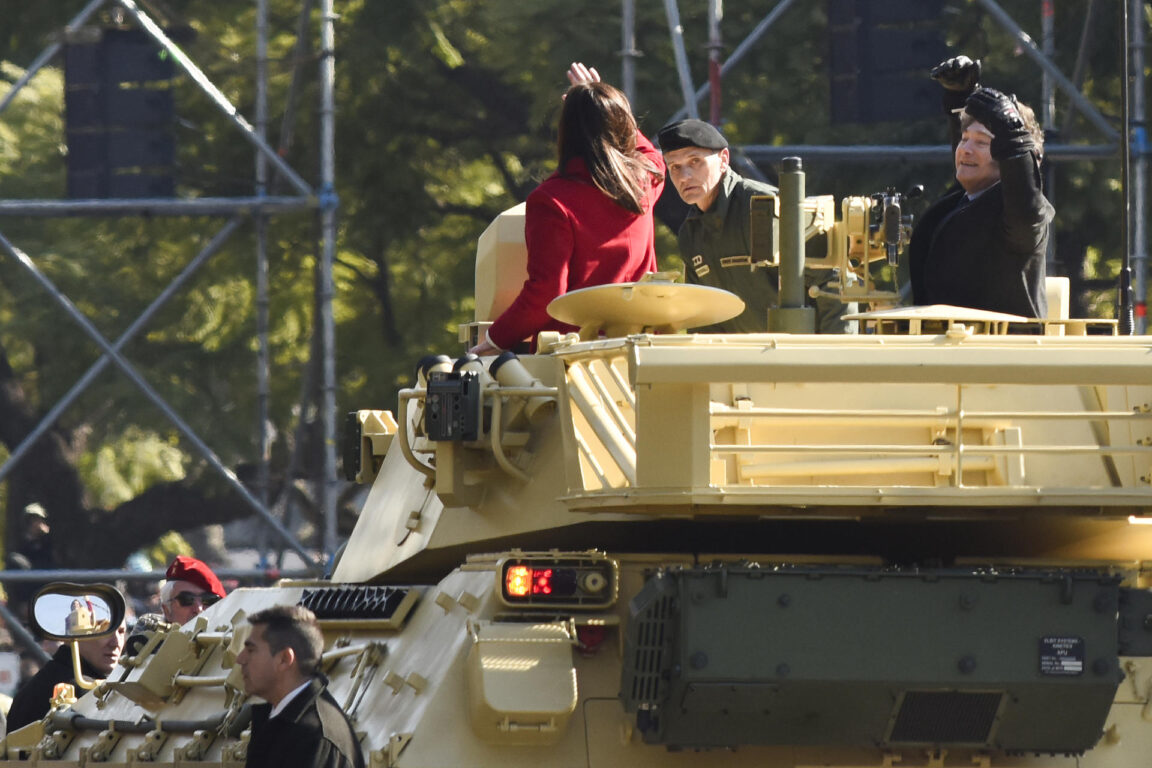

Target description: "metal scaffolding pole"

left=1041, top=0, right=1056, bottom=130
left=707, top=0, right=722, bottom=125
left=0, top=196, right=314, bottom=217
left=1062, top=0, right=1099, bottom=137
left=1119, top=0, right=1135, bottom=334
left=663, top=0, right=699, bottom=120
left=621, top=0, right=638, bottom=105
left=0, top=567, right=311, bottom=584
left=275, top=0, right=317, bottom=187
left=319, top=0, right=340, bottom=562
left=1041, top=0, right=1057, bottom=276
left=0, top=602, right=50, bottom=664
left=255, top=0, right=273, bottom=565
left=1130, top=0, right=1148, bottom=333
left=741, top=143, right=1116, bottom=164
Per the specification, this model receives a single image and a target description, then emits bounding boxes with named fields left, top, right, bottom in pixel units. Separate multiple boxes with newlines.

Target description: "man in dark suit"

left=908, top=55, right=1053, bottom=319
left=6, top=621, right=125, bottom=733
left=237, top=605, right=364, bottom=768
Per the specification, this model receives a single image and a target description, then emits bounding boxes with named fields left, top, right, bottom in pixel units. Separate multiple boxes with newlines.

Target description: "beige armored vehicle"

left=4, top=164, right=1151, bottom=767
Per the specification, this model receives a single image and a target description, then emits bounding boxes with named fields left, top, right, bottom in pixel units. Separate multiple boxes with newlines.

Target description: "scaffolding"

left=0, top=0, right=337, bottom=580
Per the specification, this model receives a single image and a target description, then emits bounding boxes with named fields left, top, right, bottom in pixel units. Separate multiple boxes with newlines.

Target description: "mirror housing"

left=30, top=582, right=126, bottom=642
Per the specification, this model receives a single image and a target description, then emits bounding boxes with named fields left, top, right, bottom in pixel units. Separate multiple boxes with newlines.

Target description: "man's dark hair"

left=247, top=604, right=324, bottom=677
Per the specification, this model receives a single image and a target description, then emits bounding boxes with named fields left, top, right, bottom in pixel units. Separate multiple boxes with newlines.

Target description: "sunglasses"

left=170, top=591, right=221, bottom=607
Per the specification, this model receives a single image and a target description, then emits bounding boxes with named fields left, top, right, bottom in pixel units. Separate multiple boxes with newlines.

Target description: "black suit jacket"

left=6, top=645, right=101, bottom=733
left=246, top=677, right=365, bottom=768
left=908, top=152, right=1052, bottom=319
left=909, top=97, right=1053, bottom=320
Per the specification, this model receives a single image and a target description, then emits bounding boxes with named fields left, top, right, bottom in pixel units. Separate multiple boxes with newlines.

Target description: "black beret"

left=657, top=119, right=729, bottom=152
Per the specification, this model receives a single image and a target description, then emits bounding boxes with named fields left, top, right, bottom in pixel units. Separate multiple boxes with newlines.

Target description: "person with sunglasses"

left=160, top=555, right=226, bottom=626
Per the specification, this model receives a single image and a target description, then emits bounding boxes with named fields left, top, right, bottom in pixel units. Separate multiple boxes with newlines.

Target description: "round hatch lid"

left=547, top=279, right=745, bottom=339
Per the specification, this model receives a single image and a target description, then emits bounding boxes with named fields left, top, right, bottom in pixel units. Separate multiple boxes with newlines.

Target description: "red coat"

left=487, top=133, right=665, bottom=349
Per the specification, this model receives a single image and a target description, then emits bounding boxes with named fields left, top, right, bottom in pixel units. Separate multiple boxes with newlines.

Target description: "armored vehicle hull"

left=5, top=323, right=1151, bottom=768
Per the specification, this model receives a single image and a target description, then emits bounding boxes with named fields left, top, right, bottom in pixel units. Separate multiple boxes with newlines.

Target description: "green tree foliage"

left=0, top=0, right=1145, bottom=566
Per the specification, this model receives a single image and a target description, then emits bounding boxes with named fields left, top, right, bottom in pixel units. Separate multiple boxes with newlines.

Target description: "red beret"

left=166, top=555, right=226, bottom=598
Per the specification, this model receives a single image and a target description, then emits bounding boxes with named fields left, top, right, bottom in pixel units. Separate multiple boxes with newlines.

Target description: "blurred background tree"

left=0, top=0, right=1144, bottom=566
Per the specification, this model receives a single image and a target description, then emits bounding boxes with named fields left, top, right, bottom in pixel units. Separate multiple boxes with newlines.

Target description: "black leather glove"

left=964, top=87, right=1036, bottom=160
left=931, top=55, right=981, bottom=111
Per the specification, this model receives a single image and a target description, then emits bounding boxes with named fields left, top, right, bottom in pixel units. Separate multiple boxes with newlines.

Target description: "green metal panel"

left=622, top=565, right=1121, bottom=752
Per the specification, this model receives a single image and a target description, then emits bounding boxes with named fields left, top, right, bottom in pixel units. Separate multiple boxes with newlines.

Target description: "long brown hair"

left=557, top=82, right=659, bottom=214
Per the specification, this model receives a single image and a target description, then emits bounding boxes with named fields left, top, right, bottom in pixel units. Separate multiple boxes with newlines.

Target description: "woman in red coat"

left=470, top=63, right=665, bottom=355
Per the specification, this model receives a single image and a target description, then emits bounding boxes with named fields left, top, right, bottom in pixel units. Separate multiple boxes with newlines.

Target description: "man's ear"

left=276, top=646, right=297, bottom=672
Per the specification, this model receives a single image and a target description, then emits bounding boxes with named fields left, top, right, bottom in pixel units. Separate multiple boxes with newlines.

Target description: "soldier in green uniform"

left=657, top=119, right=854, bottom=333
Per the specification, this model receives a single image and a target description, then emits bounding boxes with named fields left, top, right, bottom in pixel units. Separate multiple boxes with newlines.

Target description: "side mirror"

left=30, top=583, right=127, bottom=691
left=30, top=583, right=126, bottom=641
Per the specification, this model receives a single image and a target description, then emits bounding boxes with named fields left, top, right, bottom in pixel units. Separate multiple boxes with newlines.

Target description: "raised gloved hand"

left=964, top=87, right=1036, bottom=160
left=931, top=55, right=981, bottom=111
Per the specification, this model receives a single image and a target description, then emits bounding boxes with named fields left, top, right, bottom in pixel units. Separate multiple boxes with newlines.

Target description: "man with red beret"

left=161, top=556, right=226, bottom=626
